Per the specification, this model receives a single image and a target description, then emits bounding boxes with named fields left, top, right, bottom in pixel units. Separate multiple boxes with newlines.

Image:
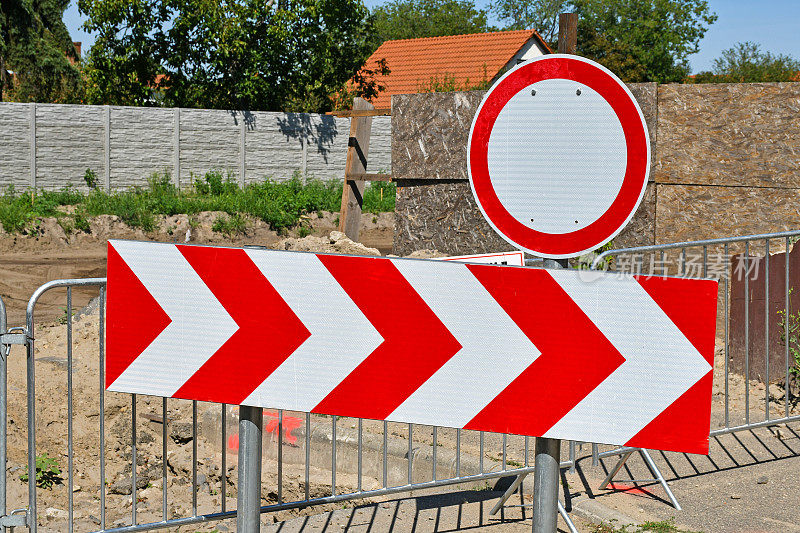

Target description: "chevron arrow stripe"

left=106, top=240, right=718, bottom=455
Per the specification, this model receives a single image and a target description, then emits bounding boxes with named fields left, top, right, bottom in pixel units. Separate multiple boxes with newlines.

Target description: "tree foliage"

left=0, top=0, right=83, bottom=102
left=79, top=0, right=377, bottom=111
left=692, top=42, right=800, bottom=83
left=371, top=0, right=490, bottom=44
left=489, top=0, right=716, bottom=83
left=488, top=0, right=566, bottom=41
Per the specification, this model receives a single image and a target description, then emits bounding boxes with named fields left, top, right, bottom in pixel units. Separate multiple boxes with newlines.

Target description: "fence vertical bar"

left=456, top=429, right=461, bottom=477
left=67, top=287, right=74, bottom=533
left=479, top=432, right=484, bottom=473
left=525, top=436, right=529, bottom=467
left=569, top=441, right=576, bottom=474
left=331, top=416, right=337, bottom=496
left=26, top=290, right=38, bottom=532
left=132, top=395, right=137, bottom=525
left=237, top=406, right=263, bottom=533
left=383, top=421, right=388, bottom=487
left=278, top=410, right=283, bottom=504
left=305, top=413, right=310, bottom=500
left=192, top=400, right=198, bottom=516
left=0, top=296, right=6, bottom=525
left=502, top=434, right=507, bottom=470
left=725, top=243, right=730, bottom=427
left=432, top=426, right=438, bottom=480
left=765, top=240, right=770, bottom=419
left=357, top=419, right=363, bottom=492
left=408, top=423, right=413, bottom=484
left=162, top=398, right=167, bottom=521
left=221, top=404, right=227, bottom=513
left=745, top=241, right=750, bottom=425
left=99, top=286, right=106, bottom=530
left=786, top=236, right=791, bottom=418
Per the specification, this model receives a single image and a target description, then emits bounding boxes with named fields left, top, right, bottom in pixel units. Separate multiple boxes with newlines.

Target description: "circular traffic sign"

left=468, top=54, right=650, bottom=259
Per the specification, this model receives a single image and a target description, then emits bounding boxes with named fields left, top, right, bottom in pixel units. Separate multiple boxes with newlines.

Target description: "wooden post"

left=338, top=97, right=374, bottom=241
left=558, top=13, right=578, bottom=54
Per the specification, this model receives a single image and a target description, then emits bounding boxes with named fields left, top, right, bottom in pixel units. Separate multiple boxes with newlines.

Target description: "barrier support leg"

left=597, top=449, right=681, bottom=511
left=490, top=473, right=527, bottom=516
left=640, top=449, right=681, bottom=510
left=598, top=450, right=634, bottom=490
left=237, top=405, right=263, bottom=533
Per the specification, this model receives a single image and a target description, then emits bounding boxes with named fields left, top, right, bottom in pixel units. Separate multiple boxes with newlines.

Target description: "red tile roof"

left=362, top=30, right=551, bottom=108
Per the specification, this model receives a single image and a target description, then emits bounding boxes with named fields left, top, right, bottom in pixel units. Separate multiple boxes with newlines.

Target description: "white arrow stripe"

left=242, top=250, right=383, bottom=412
left=388, top=260, right=540, bottom=428
left=543, top=269, right=711, bottom=444
left=107, top=240, right=239, bottom=397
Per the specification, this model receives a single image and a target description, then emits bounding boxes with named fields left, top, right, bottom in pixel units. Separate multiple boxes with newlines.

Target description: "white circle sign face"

left=468, top=55, right=651, bottom=259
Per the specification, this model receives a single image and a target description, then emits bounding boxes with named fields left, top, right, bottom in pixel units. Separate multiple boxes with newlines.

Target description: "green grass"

left=591, top=518, right=702, bottom=533
left=0, top=170, right=396, bottom=235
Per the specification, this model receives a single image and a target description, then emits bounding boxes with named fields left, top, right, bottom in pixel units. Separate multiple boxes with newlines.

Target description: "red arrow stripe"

left=106, top=242, right=172, bottom=388
left=313, top=255, right=462, bottom=420
left=624, top=275, right=718, bottom=454
left=174, top=246, right=310, bottom=405
left=464, top=265, right=625, bottom=435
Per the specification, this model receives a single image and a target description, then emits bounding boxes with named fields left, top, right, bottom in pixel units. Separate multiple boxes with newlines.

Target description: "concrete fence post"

left=104, top=106, right=111, bottom=191
left=240, top=112, right=246, bottom=187
left=174, top=107, right=181, bottom=189
left=29, top=103, right=36, bottom=189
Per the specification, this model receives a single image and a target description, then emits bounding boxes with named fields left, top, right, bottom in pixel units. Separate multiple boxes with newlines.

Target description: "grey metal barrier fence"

left=585, top=230, right=800, bottom=501
left=1, top=278, right=583, bottom=532
left=592, top=229, right=800, bottom=438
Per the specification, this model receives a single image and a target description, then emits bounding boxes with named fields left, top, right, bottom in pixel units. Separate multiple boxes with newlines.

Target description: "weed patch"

left=20, top=453, right=63, bottom=489
left=0, top=170, right=396, bottom=234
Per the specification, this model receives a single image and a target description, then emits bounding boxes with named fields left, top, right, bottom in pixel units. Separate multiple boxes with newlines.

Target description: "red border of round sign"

left=468, top=55, right=650, bottom=258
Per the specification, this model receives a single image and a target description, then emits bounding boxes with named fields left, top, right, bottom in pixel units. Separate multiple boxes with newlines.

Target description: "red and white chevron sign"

left=106, top=240, right=718, bottom=454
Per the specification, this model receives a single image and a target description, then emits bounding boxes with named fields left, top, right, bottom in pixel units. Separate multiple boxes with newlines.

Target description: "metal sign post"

left=532, top=257, right=567, bottom=533
left=237, top=405, right=263, bottom=532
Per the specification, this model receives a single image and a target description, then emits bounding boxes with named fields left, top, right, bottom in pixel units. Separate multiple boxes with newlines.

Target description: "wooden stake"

left=338, top=98, right=374, bottom=241
left=558, top=13, right=578, bottom=54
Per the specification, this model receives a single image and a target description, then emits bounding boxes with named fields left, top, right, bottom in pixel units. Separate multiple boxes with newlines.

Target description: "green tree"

left=488, top=0, right=567, bottom=40
left=489, top=0, right=716, bottom=83
left=692, top=41, right=800, bottom=83
left=0, top=0, right=83, bottom=102
left=371, top=0, right=490, bottom=44
left=79, top=0, right=376, bottom=112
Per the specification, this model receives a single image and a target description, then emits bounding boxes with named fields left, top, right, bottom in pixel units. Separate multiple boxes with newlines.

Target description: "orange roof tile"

left=361, top=30, right=551, bottom=108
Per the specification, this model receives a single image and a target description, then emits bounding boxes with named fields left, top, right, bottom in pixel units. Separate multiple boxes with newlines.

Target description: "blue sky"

left=64, top=0, right=800, bottom=74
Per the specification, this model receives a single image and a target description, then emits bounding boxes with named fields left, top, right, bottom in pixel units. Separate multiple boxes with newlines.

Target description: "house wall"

left=391, top=82, right=800, bottom=255
left=0, top=103, right=392, bottom=191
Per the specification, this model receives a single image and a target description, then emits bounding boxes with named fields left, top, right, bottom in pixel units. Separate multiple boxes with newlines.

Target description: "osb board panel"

left=393, top=180, right=509, bottom=255
left=393, top=180, right=655, bottom=255
left=392, top=83, right=657, bottom=181
left=655, top=82, right=800, bottom=188
left=613, top=182, right=655, bottom=249
left=392, top=91, right=485, bottom=180
left=655, top=184, right=800, bottom=245
left=628, top=82, right=657, bottom=165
